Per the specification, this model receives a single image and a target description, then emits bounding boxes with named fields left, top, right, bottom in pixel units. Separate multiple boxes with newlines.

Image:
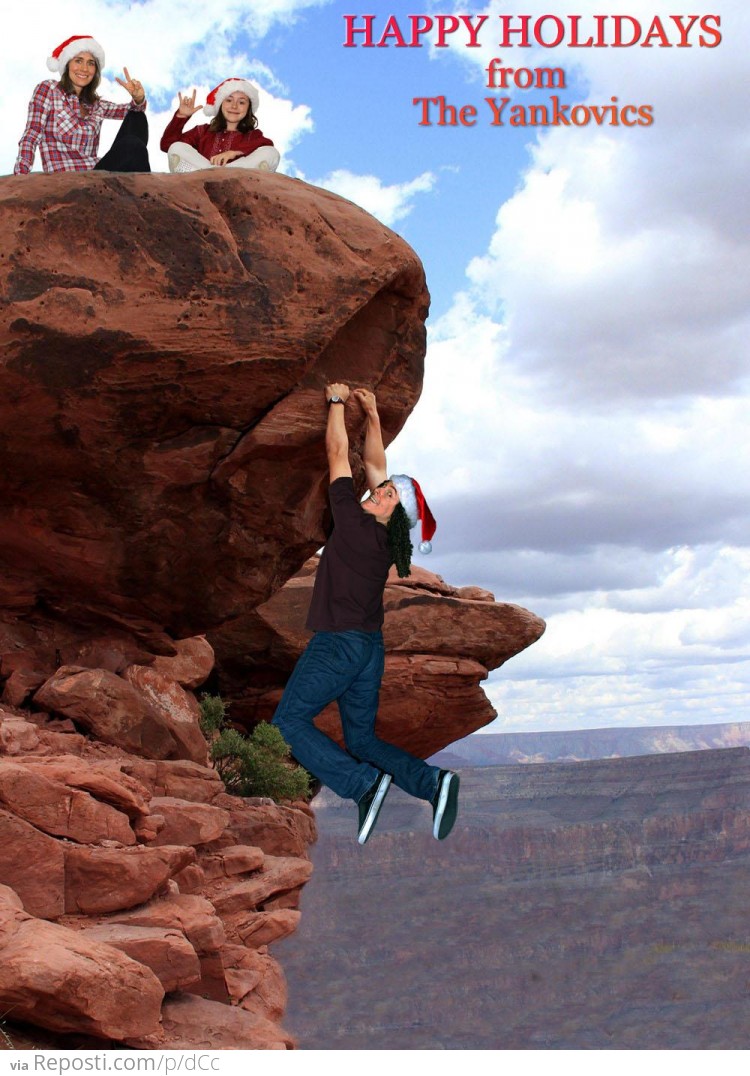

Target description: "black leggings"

left=95, top=110, right=150, bottom=173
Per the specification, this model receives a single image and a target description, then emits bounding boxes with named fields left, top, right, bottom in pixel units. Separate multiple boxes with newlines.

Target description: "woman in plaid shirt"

left=14, top=34, right=150, bottom=175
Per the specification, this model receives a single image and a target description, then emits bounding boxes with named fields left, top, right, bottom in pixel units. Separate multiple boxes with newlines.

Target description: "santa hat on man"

left=47, top=35, right=105, bottom=74
left=389, top=475, right=437, bottom=554
left=203, top=78, right=260, bottom=118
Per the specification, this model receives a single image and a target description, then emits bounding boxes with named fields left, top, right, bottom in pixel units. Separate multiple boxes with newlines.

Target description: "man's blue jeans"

left=272, top=630, right=439, bottom=804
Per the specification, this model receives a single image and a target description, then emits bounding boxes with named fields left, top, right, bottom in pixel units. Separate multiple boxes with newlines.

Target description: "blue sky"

left=5, top=1, right=750, bottom=736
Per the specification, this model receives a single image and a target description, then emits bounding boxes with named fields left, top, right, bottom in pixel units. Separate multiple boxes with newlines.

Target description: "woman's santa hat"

left=389, top=475, right=437, bottom=554
left=47, top=35, right=105, bottom=74
left=203, top=78, right=259, bottom=118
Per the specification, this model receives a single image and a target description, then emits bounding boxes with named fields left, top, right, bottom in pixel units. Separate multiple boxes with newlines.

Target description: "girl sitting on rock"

left=161, top=78, right=279, bottom=173
left=14, top=34, right=150, bottom=174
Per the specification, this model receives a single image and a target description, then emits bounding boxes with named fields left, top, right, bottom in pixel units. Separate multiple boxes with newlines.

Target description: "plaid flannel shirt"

left=14, top=80, right=147, bottom=174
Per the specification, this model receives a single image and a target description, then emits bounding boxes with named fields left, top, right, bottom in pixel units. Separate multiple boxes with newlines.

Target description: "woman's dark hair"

left=386, top=503, right=413, bottom=579
left=209, top=99, right=258, bottom=133
left=60, top=60, right=101, bottom=106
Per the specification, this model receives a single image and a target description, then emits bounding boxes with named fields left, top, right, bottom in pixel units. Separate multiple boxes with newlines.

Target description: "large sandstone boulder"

left=0, top=759, right=135, bottom=844
left=0, top=809, right=66, bottom=918
left=122, top=665, right=208, bottom=765
left=129, top=992, right=293, bottom=1050
left=0, top=172, right=545, bottom=759
left=0, top=171, right=428, bottom=677
left=0, top=886, right=163, bottom=1040
left=31, top=664, right=207, bottom=765
left=151, top=635, right=215, bottom=689
left=80, top=924, right=201, bottom=994
left=15, top=754, right=151, bottom=818
left=63, top=844, right=195, bottom=915
left=148, top=796, right=231, bottom=846
left=33, top=666, right=182, bottom=759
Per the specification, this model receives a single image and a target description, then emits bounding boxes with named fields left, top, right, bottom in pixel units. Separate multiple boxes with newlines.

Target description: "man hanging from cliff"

left=272, top=383, right=459, bottom=845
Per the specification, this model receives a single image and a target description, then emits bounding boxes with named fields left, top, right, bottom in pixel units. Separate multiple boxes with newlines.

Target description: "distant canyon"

left=278, top=747, right=750, bottom=1049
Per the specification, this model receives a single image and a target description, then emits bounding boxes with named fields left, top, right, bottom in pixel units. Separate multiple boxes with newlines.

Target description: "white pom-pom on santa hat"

left=389, top=474, right=437, bottom=554
left=47, top=35, right=105, bottom=75
left=203, top=78, right=260, bottom=118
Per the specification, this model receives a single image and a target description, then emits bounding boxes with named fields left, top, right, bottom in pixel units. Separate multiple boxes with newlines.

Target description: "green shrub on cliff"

left=199, top=694, right=311, bottom=802
left=198, top=693, right=227, bottom=736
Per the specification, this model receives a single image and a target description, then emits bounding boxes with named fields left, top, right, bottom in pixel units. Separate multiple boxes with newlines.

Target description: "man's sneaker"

left=431, top=770, right=460, bottom=840
left=357, top=772, right=392, bottom=845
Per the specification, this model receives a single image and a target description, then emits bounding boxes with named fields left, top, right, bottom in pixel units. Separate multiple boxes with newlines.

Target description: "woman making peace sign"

left=15, top=34, right=150, bottom=174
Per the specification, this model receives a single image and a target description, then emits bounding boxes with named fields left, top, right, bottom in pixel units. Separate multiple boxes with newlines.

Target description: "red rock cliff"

left=0, top=168, right=427, bottom=657
left=0, top=169, right=544, bottom=756
left=0, top=171, right=544, bottom=1047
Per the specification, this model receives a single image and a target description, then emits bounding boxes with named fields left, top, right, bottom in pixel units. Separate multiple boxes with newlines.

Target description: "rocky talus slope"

left=0, top=635, right=315, bottom=1049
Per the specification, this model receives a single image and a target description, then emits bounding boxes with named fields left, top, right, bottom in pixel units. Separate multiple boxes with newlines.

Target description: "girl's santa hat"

left=203, top=78, right=259, bottom=118
left=389, top=475, right=437, bottom=554
left=47, top=35, right=105, bottom=74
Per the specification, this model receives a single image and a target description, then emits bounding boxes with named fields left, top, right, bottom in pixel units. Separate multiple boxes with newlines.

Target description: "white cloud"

left=436, top=0, right=750, bottom=402
left=392, top=0, right=750, bottom=732
left=486, top=662, right=750, bottom=733
left=306, top=169, right=437, bottom=228
left=483, top=542, right=750, bottom=732
left=465, top=127, right=750, bottom=402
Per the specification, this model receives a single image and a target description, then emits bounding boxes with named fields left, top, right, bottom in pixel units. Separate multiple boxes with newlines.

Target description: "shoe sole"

left=358, top=774, right=392, bottom=845
left=168, top=153, right=197, bottom=174
left=433, top=772, right=459, bottom=840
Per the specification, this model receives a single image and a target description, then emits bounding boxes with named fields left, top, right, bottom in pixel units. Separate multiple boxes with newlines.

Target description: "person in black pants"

left=95, top=110, right=149, bottom=172
left=15, top=34, right=150, bottom=174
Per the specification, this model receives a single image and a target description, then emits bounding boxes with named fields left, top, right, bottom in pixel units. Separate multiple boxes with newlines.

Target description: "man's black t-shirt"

left=306, top=477, right=391, bottom=632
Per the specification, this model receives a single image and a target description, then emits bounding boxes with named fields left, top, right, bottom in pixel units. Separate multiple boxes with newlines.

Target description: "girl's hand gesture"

left=116, top=68, right=145, bottom=104
left=177, top=89, right=203, bottom=118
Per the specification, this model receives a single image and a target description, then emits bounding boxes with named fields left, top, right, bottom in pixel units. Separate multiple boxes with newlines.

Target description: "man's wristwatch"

left=328, top=395, right=344, bottom=404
